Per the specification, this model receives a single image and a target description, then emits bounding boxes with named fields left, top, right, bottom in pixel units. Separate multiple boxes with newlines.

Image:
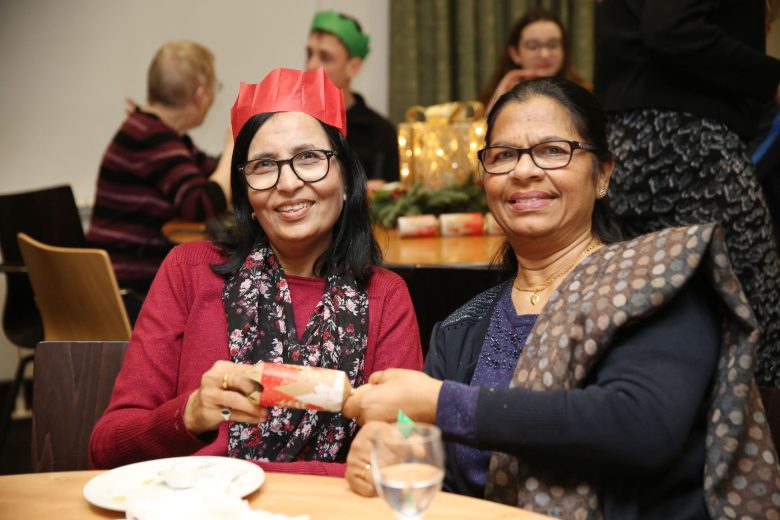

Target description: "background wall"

left=0, top=0, right=390, bottom=380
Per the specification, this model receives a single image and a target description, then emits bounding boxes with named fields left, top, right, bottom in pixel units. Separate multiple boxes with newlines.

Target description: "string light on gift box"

left=396, top=102, right=486, bottom=191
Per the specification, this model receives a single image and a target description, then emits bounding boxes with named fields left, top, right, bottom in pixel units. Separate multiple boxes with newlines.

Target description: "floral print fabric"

left=222, top=245, right=368, bottom=462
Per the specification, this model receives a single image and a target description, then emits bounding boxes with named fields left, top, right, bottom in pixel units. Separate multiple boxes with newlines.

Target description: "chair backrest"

left=17, top=233, right=132, bottom=341
left=0, top=185, right=85, bottom=347
left=31, top=341, right=128, bottom=472
left=390, top=265, right=501, bottom=354
left=0, top=185, right=85, bottom=264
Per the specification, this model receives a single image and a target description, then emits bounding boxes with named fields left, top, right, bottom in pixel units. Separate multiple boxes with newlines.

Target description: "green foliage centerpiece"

left=370, top=176, right=487, bottom=229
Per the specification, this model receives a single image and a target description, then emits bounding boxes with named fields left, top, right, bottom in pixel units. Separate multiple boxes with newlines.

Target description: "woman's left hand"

left=345, top=421, right=387, bottom=497
left=342, top=369, right=443, bottom=425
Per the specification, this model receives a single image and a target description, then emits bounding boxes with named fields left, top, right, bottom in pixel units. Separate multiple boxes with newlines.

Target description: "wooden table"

left=0, top=470, right=550, bottom=519
left=162, top=220, right=211, bottom=245
left=162, top=220, right=504, bottom=267
left=373, top=227, right=503, bottom=267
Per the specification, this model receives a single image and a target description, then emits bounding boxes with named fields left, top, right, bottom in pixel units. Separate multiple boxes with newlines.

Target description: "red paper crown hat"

left=230, top=67, right=347, bottom=139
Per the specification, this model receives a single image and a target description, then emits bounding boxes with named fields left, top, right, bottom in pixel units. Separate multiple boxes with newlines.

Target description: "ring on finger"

left=361, top=462, right=371, bottom=480
left=220, top=407, right=232, bottom=422
left=222, top=372, right=230, bottom=390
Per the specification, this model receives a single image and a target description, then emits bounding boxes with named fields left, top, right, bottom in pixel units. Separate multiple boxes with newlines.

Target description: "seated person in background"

left=478, top=7, right=591, bottom=112
left=86, top=40, right=232, bottom=299
left=343, top=78, right=779, bottom=518
left=89, top=67, right=423, bottom=476
left=307, top=10, right=399, bottom=183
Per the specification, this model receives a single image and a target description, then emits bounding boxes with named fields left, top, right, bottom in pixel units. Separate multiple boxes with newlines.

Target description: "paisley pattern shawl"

left=484, top=224, right=780, bottom=519
left=222, top=245, right=368, bottom=462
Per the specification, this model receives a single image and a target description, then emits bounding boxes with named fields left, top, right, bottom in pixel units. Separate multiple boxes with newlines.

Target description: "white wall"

left=0, top=0, right=389, bottom=380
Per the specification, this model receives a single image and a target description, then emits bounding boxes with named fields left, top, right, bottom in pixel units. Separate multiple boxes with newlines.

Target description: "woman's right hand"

left=183, top=360, right=267, bottom=436
left=486, top=68, right=538, bottom=112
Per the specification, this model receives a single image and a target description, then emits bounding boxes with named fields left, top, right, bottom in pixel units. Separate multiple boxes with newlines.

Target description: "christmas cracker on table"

left=440, top=213, right=484, bottom=236
left=397, top=214, right=439, bottom=237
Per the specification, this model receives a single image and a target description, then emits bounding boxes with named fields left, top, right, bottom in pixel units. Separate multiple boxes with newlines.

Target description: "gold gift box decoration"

left=398, top=101, right=486, bottom=190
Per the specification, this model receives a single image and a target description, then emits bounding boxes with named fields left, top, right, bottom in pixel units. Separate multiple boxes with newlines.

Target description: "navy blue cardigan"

left=424, top=280, right=718, bottom=519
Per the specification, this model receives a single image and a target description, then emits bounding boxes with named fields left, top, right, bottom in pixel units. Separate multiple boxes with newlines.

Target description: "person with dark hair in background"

left=594, top=0, right=780, bottom=387
left=90, top=68, right=422, bottom=476
left=343, top=78, right=779, bottom=518
left=87, top=41, right=233, bottom=314
left=306, top=10, right=399, bottom=183
left=478, top=7, right=590, bottom=112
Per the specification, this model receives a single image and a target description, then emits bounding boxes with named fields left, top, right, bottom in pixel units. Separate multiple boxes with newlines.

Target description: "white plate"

left=83, top=456, right=265, bottom=512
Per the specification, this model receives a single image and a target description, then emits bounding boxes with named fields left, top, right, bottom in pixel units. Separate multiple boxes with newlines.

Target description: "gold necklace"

left=513, top=239, right=602, bottom=305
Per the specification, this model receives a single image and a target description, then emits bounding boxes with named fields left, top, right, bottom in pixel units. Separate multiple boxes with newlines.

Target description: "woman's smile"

left=508, top=190, right=555, bottom=211
left=275, top=199, right=315, bottom=219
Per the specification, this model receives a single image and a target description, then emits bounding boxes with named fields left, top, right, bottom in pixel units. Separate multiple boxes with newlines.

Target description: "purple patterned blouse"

left=436, top=285, right=537, bottom=494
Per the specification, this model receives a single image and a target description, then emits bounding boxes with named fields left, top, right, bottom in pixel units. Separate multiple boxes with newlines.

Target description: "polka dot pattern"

left=485, top=224, right=780, bottom=518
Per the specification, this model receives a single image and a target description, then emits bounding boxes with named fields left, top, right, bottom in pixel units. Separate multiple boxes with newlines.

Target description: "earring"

left=598, top=187, right=608, bottom=199
left=343, top=193, right=347, bottom=201
left=250, top=212, right=257, bottom=220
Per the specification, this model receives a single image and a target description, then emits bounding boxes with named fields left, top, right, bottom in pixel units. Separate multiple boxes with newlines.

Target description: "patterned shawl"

left=222, top=244, right=367, bottom=462
left=484, top=224, right=780, bottom=518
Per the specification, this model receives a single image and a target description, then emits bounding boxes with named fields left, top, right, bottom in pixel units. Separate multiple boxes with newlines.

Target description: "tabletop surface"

left=0, top=469, right=550, bottom=519
left=162, top=220, right=505, bottom=267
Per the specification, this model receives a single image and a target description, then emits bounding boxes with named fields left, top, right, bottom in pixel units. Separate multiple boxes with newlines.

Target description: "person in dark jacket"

left=594, top=0, right=780, bottom=387
left=341, top=78, right=780, bottom=519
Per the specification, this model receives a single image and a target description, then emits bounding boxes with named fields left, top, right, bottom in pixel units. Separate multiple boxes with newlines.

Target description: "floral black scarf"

left=223, top=244, right=368, bottom=462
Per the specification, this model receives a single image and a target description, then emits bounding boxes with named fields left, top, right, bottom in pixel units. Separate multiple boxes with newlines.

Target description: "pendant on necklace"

left=530, top=292, right=541, bottom=305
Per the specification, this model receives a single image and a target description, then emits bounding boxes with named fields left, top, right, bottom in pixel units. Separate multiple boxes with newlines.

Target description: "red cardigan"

left=89, top=241, right=423, bottom=476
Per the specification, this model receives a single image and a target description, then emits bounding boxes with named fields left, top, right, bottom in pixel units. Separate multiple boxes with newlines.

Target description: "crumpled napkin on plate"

left=125, top=486, right=309, bottom=520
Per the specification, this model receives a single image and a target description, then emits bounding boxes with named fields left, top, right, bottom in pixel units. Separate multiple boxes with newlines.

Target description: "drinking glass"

left=371, top=423, right=445, bottom=520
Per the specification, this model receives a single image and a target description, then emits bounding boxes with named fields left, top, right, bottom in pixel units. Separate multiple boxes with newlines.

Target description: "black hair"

left=211, top=112, right=382, bottom=285
left=484, top=77, right=623, bottom=274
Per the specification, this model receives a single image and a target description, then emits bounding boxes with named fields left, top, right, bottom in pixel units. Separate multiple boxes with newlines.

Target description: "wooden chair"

left=31, top=341, right=127, bottom=472
left=0, top=185, right=85, bottom=451
left=17, top=233, right=132, bottom=341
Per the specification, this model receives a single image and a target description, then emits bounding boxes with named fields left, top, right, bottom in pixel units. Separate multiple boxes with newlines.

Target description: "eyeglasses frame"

left=520, top=39, right=563, bottom=53
left=237, top=149, right=337, bottom=191
left=478, top=140, right=597, bottom=174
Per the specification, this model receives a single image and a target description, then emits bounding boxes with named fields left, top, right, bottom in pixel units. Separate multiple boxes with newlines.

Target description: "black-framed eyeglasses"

left=478, top=140, right=596, bottom=174
left=237, top=149, right=337, bottom=191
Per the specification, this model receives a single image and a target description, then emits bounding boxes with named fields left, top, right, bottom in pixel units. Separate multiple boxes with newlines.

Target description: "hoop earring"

left=598, top=187, right=608, bottom=199
left=251, top=212, right=257, bottom=220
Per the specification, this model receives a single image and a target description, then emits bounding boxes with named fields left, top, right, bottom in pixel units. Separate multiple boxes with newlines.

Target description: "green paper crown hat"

left=311, top=10, right=370, bottom=59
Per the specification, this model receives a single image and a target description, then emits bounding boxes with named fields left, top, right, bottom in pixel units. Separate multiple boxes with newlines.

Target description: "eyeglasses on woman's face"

left=478, top=140, right=596, bottom=174
left=238, top=149, right=337, bottom=191
left=521, top=39, right=562, bottom=53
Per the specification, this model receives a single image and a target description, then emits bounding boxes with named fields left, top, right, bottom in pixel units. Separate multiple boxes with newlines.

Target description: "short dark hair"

left=485, top=77, right=623, bottom=273
left=212, top=112, right=382, bottom=285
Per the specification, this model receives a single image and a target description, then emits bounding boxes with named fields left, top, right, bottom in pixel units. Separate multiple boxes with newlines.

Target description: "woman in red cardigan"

left=89, top=68, right=423, bottom=476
